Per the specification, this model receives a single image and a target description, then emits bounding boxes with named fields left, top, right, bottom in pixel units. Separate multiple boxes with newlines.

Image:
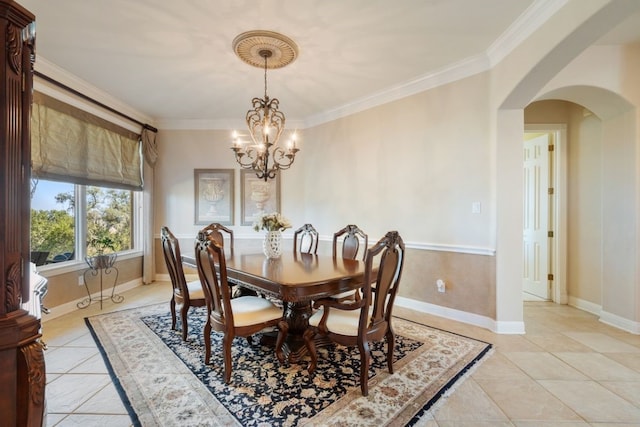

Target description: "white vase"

left=263, top=230, right=282, bottom=259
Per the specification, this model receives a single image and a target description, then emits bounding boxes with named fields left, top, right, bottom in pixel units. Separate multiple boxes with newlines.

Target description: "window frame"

left=33, top=182, right=143, bottom=274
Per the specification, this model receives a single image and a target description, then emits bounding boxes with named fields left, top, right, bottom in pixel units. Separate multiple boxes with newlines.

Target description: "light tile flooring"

left=42, top=282, right=640, bottom=426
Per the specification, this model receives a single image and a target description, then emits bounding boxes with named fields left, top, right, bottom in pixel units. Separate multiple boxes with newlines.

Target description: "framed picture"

left=241, top=170, right=281, bottom=226
left=194, top=169, right=234, bottom=225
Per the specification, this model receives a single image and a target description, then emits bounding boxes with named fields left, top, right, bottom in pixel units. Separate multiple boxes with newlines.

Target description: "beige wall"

left=155, top=236, right=498, bottom=319
left=154, top=72, right=498, bottom=319
left=300, top=72, right=493, bottom=246
left=567, top=106, right=603, bottom=304
left=531, top=43, right=640, bottom=326
left=42, top=256, right=142, bottom=308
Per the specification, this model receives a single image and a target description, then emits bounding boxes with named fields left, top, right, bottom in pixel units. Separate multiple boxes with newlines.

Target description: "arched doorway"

left=523, top=90, right=636, bottom=330
left=494, top=1, right=640, bottom=334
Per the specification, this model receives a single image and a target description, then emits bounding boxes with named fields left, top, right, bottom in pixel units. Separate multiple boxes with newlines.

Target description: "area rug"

left=85, top=303, right=492, bottom=426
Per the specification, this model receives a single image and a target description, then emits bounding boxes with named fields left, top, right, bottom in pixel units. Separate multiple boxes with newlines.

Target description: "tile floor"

left=42, top=282, right=640, bottom=426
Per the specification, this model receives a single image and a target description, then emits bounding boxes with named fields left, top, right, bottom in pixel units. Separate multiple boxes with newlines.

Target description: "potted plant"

left=86, top=232, right=117, bottom=269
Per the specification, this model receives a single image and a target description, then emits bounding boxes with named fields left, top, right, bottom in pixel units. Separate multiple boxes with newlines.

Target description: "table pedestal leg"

left=272, top=301, right=330, bottom=363
left=277, top=301, right=310, bottom=363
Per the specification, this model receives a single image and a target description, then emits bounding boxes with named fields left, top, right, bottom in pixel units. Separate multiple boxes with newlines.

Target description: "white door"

left=523, top=133, right=550, bottom=300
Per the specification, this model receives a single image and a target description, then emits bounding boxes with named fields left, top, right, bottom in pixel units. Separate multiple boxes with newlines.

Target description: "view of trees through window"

left=30, top=179, right=133, bottom=265
left=85, top=186, right=133, bottom=256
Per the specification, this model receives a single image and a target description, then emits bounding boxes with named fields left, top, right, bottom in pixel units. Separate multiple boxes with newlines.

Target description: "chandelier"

left=231, top=31, right=300, bottom=181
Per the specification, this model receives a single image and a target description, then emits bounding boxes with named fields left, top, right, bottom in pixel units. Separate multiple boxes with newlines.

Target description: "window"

left=30, top=178, right=138, bottom=266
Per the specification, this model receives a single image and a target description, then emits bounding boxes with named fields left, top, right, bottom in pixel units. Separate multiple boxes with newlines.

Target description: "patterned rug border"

left=85, top=303, right=493, bottom=426
left=401, top=321, right=493, bottom=425
left=85, top=313, right=142, bottom=427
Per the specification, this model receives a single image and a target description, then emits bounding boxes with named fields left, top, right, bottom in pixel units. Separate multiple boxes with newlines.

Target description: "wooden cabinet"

left=0, top=1, right=44, bottom=426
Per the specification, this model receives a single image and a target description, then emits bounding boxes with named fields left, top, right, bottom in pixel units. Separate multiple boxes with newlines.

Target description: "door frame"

left=524, top=124, right=567, bottom=304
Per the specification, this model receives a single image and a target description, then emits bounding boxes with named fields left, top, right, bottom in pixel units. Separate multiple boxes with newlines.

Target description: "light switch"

left=472, top=202, right=481, bottom=214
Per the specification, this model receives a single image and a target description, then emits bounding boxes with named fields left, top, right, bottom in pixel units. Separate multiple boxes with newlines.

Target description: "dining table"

left=181, top=248, right=368, bottom=362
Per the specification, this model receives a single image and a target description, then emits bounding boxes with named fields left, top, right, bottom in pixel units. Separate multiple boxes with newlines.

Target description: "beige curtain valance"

left=31, top=92, right=143, bottom=190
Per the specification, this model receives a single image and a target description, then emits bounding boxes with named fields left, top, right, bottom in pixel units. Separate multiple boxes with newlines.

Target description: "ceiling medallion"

left=232, top=30, right=298, bottom=69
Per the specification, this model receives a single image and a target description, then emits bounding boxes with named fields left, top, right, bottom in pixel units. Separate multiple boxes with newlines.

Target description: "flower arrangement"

left=253, top=212, right=292, bottom=232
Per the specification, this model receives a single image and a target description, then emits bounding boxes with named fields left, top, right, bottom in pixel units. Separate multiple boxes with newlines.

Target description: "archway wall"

left=490, top=0, right=640, bottom=328
left=531, top=46, right=640, bottom=326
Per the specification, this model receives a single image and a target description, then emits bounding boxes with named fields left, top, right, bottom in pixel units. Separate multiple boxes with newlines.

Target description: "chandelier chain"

left=263, top=53, right=268, bottom=98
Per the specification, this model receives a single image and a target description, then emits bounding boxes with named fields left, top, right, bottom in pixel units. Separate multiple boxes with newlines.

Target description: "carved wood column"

left=0, top=1, right=44, bottom=426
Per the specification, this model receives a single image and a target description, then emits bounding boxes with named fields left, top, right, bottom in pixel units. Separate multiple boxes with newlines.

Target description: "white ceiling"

left=18, top=0, right=640, bottom=129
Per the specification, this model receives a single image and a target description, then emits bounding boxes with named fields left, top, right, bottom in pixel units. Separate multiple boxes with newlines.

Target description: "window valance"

left=31, top=92, right=143, bottom=190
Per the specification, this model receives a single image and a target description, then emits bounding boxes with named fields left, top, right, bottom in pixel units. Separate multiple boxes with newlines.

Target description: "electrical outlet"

left=436, top=279, right=446, bottom=293
left=78, top=275, right=84, bottom=286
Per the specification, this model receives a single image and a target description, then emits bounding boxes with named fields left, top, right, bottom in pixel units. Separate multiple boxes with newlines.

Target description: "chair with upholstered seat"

left=303, top=230, right=405, bottom=396
left=195, top=230, right=288, bottom=384
left=293, top=223, right=319, bottom=255
left=331, top=224, right=369, bottom=301
left=161, top=226, right=206, bottom=341
left=199, top=222, right=258, bottom=297
left=333, top=224, right=368, bottom=261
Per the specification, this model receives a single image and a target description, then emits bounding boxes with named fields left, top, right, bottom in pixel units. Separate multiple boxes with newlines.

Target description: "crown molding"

left=35, top=0, right=564, bottom=132
left=33, top=56, right=155, bottom=131
left=158, top=117, right=306, bottom=131
left=487, top=0, right=568, bottom=66
left=303, top=0, right=566, bottom=129
left=302, top=53, right=490, bottom=129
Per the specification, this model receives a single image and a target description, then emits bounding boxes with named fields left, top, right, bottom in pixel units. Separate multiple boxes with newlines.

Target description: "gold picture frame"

left=240, top=170, right=281, bottom=226
left=194, top=169, right=234, bottom=225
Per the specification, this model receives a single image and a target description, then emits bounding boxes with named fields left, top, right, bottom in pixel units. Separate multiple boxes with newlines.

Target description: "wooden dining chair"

left=331, top=224, right=369, bottom=301
left=303, top=230, right=405, bottom=396
left=333, top=224, right=368, bottom=261
left=195, top=230, right=288, bottom=384
left=200, top=222, right=234, bottom=252
left=161, top=226, right=206, bottom=341
left=293, top=223, right=319, bottom=255
left=199, top=222, right=259, bottom=298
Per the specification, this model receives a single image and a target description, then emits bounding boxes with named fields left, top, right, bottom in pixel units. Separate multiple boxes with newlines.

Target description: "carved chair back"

left=332, top=224, right=368, bottom=261
left=200, top=222, right=234, bottom=252
left=293, top=223, right=319, bottom=254
left=195, top=231, right=232, bottom=329
left=160, top=226, right=189, bottom=299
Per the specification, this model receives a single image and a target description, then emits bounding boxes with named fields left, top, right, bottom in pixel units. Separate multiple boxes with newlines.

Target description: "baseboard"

left=41, top=278, right=143, bottom=322
left=568, top=296, right=639, bottom=335
left=395, top=296, right=525, bottom=334
left=150, top=280, right=523, bottom=334
left=600, top=310, right=640, bottom=335
left=568, top=296, right=601, bottom=316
